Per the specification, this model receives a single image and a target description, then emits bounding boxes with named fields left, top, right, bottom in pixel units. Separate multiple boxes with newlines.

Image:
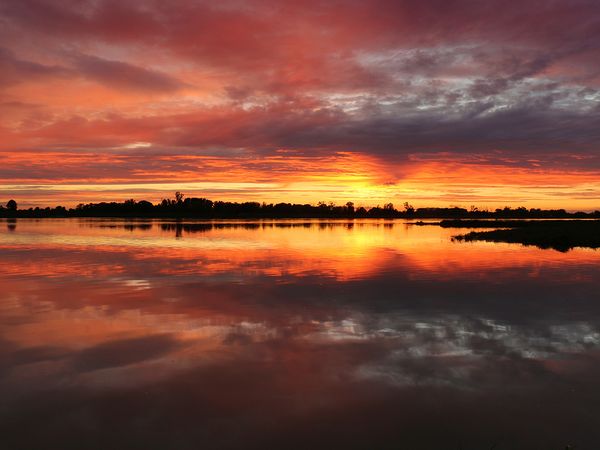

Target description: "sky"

left=1, top=0, right=599, bottom=210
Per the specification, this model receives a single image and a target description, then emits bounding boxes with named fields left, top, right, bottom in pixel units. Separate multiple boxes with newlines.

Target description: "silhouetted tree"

left=6, top=199, right=17, bottom=211
left=345, top=201, right=355, bottom=215
left=356, top=206, right=368, bottom=217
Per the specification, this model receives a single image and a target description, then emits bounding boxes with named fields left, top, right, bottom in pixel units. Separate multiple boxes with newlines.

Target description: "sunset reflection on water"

left=1, top=219, right=599, bottom=449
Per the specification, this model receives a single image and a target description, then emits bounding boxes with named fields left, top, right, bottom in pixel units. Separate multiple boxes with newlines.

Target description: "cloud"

left=0, top=47, right=69, bottom=86
left=71, top=53, right=187, bottom=92
left=71, top=334, right=183, bottom=372
left=11, top=92, right=599, bottom=162
left=0, top=47, right=185, bottom=93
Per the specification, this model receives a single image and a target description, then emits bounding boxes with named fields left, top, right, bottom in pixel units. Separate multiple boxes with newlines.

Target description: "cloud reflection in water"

left=1, top=219, right=599, bottom=449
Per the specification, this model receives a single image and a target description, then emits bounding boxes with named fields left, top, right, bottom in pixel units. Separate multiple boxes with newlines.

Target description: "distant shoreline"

left=2, top=194, right=598, bottom=220
left=2, top=216, right=599, bottom=221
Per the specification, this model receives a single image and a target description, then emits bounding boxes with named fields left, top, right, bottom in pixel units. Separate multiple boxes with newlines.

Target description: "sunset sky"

left=1, top=0, right=599, bottom=209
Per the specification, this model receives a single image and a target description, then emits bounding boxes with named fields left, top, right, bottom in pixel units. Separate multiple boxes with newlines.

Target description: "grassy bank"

left=440, top=220, right=600, bottom=252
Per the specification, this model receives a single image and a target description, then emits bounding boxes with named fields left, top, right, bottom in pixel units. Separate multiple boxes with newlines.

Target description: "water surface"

left=1, top=219, right=599, bottom=449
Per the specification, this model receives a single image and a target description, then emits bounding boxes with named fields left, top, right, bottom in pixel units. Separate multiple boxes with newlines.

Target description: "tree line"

left=1, top=193, right=599, bottom=219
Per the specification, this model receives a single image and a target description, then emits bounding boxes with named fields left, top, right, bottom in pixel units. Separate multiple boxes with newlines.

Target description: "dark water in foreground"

left=1, top=219, right=599, bottom=449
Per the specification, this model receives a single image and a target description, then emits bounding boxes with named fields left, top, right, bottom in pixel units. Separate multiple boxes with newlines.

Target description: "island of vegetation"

left=438, top=219, right=600, bottom=252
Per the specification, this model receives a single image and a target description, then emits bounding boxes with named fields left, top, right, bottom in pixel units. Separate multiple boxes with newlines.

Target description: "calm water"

left=1, top=219, right=599, bottom=449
